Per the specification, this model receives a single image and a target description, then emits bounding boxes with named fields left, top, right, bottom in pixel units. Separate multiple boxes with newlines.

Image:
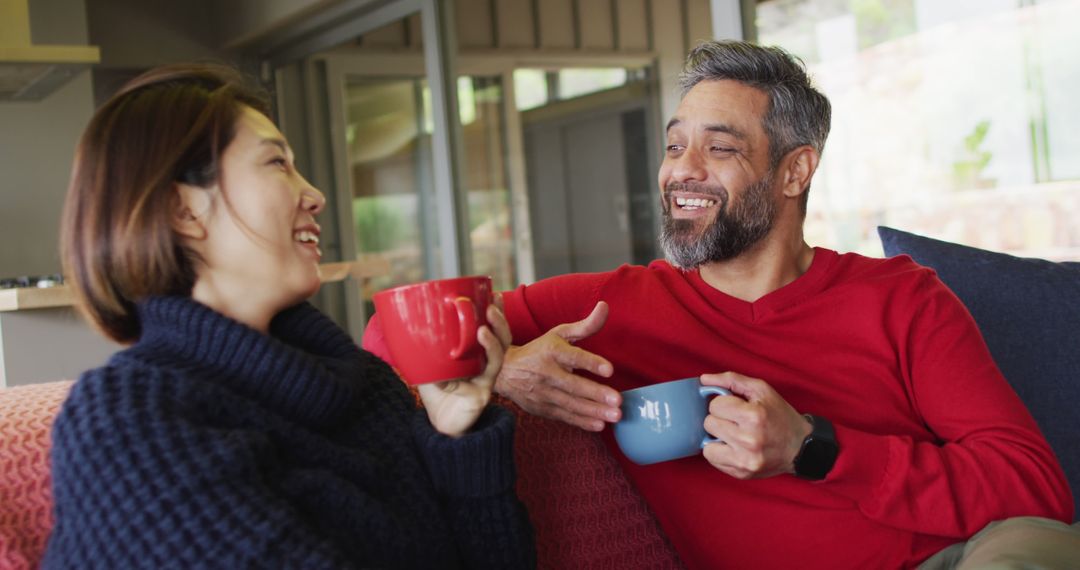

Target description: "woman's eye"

left=269, top=157, right=288, bottom=168
left=666, top=144, right=684, bottom=153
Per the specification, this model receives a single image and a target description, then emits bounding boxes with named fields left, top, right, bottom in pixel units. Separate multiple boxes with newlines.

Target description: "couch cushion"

left=0, top=380, right=680, bottom=570
left=878, top=226, right=1080, bottom=517
left=500, top=396, right=684, bottom=569
left=0, top=380, right=74, bottom=570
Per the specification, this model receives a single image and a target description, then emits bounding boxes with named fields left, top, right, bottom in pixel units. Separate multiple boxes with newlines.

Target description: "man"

left=368, top=41, right=1076, bottom=568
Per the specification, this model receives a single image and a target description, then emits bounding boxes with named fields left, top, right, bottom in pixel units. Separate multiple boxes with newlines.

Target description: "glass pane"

left=463, top=77, right=516, bottom=291
left=346, top=74, right=517, bottom=303
left=558, top=68, right=628, bottom=100
left=346, top=78, right=439, bottom=304
left=513, top=69, right=548, bottom=111
left=757, top=0, right=1080, bottom=260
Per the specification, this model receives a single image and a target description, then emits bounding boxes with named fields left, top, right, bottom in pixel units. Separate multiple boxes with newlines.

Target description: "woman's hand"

left=417, top=300, right=512, bottom=437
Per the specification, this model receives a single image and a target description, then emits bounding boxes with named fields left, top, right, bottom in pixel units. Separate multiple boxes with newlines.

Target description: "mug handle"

left=448, top=296, right=478, bottom=360
left=698, top=385, right=733, bottom=449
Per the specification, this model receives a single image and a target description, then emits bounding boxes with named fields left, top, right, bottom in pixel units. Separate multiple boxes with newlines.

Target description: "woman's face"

left=180, top=106, right=326, bottom=323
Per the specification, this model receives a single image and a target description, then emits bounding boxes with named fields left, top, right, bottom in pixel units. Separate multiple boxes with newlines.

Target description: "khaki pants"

left=919, top=517, right=1080, bottom=570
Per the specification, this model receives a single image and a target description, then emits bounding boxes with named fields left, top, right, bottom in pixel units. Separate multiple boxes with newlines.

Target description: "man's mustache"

left=663, top=181, right=728, bottom=198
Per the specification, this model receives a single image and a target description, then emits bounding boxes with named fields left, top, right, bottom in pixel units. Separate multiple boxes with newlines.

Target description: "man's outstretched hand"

left=495, top=301, right=622, bottom=431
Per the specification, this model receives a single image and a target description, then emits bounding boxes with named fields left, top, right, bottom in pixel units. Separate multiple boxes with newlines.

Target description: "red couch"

left=0, top=381, right=683, bottom=569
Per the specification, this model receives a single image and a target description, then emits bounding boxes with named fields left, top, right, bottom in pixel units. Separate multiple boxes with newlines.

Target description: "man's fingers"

left=545, top=373, right=621, bottom=422
left=524, top=394, right=609, bottom=432
left=552, top=301, right=609, bottom=344
left=549, top=408, right=607, bottom=432
left=701, top=371, right=768, bottom=401
left=507, top=364, right=621, bottom=427
left=553, top=343, right=614, bottom=379
left=543, top=364, right=621, bottom=408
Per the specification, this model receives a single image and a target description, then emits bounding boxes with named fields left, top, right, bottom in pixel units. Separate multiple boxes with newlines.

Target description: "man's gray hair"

left=679, top=40, right=831, bottom=171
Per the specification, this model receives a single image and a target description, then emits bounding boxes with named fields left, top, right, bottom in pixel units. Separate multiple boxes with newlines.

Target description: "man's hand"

left=495, top=301, right=621, bottom=431
left=699, top=372, right=812, bottom=479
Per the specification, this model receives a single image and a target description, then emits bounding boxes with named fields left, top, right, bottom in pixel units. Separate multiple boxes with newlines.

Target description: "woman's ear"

left=171, top=183, right=209, bottom=240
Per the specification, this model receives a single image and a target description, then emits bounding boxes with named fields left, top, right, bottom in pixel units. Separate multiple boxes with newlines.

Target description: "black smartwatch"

left=793, top=414, right=839, bottom=480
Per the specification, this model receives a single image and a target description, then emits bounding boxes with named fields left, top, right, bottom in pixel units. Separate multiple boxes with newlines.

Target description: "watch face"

left=798, top=436, right=839, bottom=480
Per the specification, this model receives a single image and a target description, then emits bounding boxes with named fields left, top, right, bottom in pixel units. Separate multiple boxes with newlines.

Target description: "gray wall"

left=0, top=0, right=94, bottom=278
left=0, top=0, right=262, bottom=280
left=87, top=0, right=235, bottom=69
left=87, top=0, right=259, bottom=107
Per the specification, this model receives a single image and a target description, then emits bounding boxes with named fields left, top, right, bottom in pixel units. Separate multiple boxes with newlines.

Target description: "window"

left=512, top=67, right=639, bottom=111
left=756, top=0, right=1080, bottom=260
left=346, top=75, right=516, bottom=309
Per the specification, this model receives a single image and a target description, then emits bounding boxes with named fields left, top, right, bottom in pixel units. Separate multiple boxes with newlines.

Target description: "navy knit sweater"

left=43, top=296, right=535, bottom=569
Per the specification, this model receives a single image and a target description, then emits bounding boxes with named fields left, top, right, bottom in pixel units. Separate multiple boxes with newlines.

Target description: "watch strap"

left=793, top=414, right=839, bottom=480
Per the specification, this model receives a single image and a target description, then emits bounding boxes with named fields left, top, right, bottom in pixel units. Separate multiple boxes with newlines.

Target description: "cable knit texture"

left=0, top=381, right=73, bottom=570
left=41, top=296, right=534, bottom=569
left=504, top=402, right=684, bottom=569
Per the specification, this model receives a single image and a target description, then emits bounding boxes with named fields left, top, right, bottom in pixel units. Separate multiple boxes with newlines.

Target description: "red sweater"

left=496, top=249, right=1072, bottom=569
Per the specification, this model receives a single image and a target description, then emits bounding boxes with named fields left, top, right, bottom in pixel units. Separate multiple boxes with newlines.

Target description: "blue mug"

left=614, top=377, right=732, bottom=465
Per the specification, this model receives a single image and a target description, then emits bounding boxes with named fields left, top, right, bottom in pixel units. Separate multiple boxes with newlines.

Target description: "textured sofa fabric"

left=503, top=397, right=683, bottom=568
left=0, top=382, right=681, bottom=570
left=878, top=226, right=1080, bottom=518
left=0, top=381, right=73, bottom=570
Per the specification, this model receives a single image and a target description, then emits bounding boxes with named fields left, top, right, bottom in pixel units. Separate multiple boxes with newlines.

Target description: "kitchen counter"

left=0, top=258, right=390, bottom=388
left=0, top=259, right=390, bottom=313
left=0, top=285, right=73, bottom=311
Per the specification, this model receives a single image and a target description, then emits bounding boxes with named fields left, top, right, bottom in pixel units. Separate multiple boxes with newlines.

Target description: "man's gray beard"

left=659, top=174, right=777, bottom=270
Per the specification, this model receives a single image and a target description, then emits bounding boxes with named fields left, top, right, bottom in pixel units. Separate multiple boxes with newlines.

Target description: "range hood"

left=0, top=0, right=100, bottom=101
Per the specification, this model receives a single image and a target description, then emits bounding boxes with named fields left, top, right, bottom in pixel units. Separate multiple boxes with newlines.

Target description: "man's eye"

left=711, top=146, right=734, bottom=153
left=666, top=144, right=684, bottom=153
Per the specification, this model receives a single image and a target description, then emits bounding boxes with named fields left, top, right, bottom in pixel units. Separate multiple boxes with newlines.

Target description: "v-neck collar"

left=683, top=247, right=837, bottom=322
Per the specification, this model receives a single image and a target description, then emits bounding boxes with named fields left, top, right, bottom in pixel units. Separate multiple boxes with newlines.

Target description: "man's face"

left=657, top=80, right=778, bottom=269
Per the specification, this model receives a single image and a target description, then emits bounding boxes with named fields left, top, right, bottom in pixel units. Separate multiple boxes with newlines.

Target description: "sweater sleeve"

left=821, top=273, right=1074, bottom=538
left=44, top=368, right=356, bottom=570
left=411, top=405, right=536, bottom=569
left=501, top=271, right=608, bottom=344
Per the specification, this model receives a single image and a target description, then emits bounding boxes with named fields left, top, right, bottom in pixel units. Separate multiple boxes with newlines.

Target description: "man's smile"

left=675, top=196, right=717, bottom=209
left=666, top=189, right=725, bottom=220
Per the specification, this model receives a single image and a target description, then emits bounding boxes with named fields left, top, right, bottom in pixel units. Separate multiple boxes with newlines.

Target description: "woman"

left=44, top=63, right=534, bottom=569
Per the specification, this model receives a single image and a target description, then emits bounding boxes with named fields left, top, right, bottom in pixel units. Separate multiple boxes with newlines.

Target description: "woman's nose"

left=300, top=179, right=326, bottom=214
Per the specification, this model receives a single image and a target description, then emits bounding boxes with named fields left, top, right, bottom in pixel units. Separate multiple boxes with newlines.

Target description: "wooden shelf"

left=318, top=256, right=391, bottom=283
left=0, top=257, right=391, bottom=312
left=0, top=286, right=74, bottom=311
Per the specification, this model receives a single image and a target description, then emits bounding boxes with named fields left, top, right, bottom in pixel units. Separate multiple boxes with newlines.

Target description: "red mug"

left=372, top=276, right=493, bottom=384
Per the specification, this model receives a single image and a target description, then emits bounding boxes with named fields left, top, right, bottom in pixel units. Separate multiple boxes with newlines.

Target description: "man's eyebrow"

left=665, top=119, right=748, bottom=140
left=703, top=123, right=747, bottom=140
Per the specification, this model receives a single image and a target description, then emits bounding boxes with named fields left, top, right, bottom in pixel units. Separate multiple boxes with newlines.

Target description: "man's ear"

left=171, top=183, right=209, bottom=241
left=780, top=146, right=819, bottom=200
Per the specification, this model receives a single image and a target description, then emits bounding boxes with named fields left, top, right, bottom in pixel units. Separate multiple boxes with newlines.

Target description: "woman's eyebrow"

left=259, top=137, right=293, bottom=156
left=260, top=138, right=289, bottom=153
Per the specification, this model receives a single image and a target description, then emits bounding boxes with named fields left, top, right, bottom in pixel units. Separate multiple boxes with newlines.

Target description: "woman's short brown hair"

left=60, top=62, right=271, bottom=343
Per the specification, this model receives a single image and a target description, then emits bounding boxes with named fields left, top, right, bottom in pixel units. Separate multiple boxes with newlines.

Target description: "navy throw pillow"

left=878, top=226, right=1080, bottom=518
